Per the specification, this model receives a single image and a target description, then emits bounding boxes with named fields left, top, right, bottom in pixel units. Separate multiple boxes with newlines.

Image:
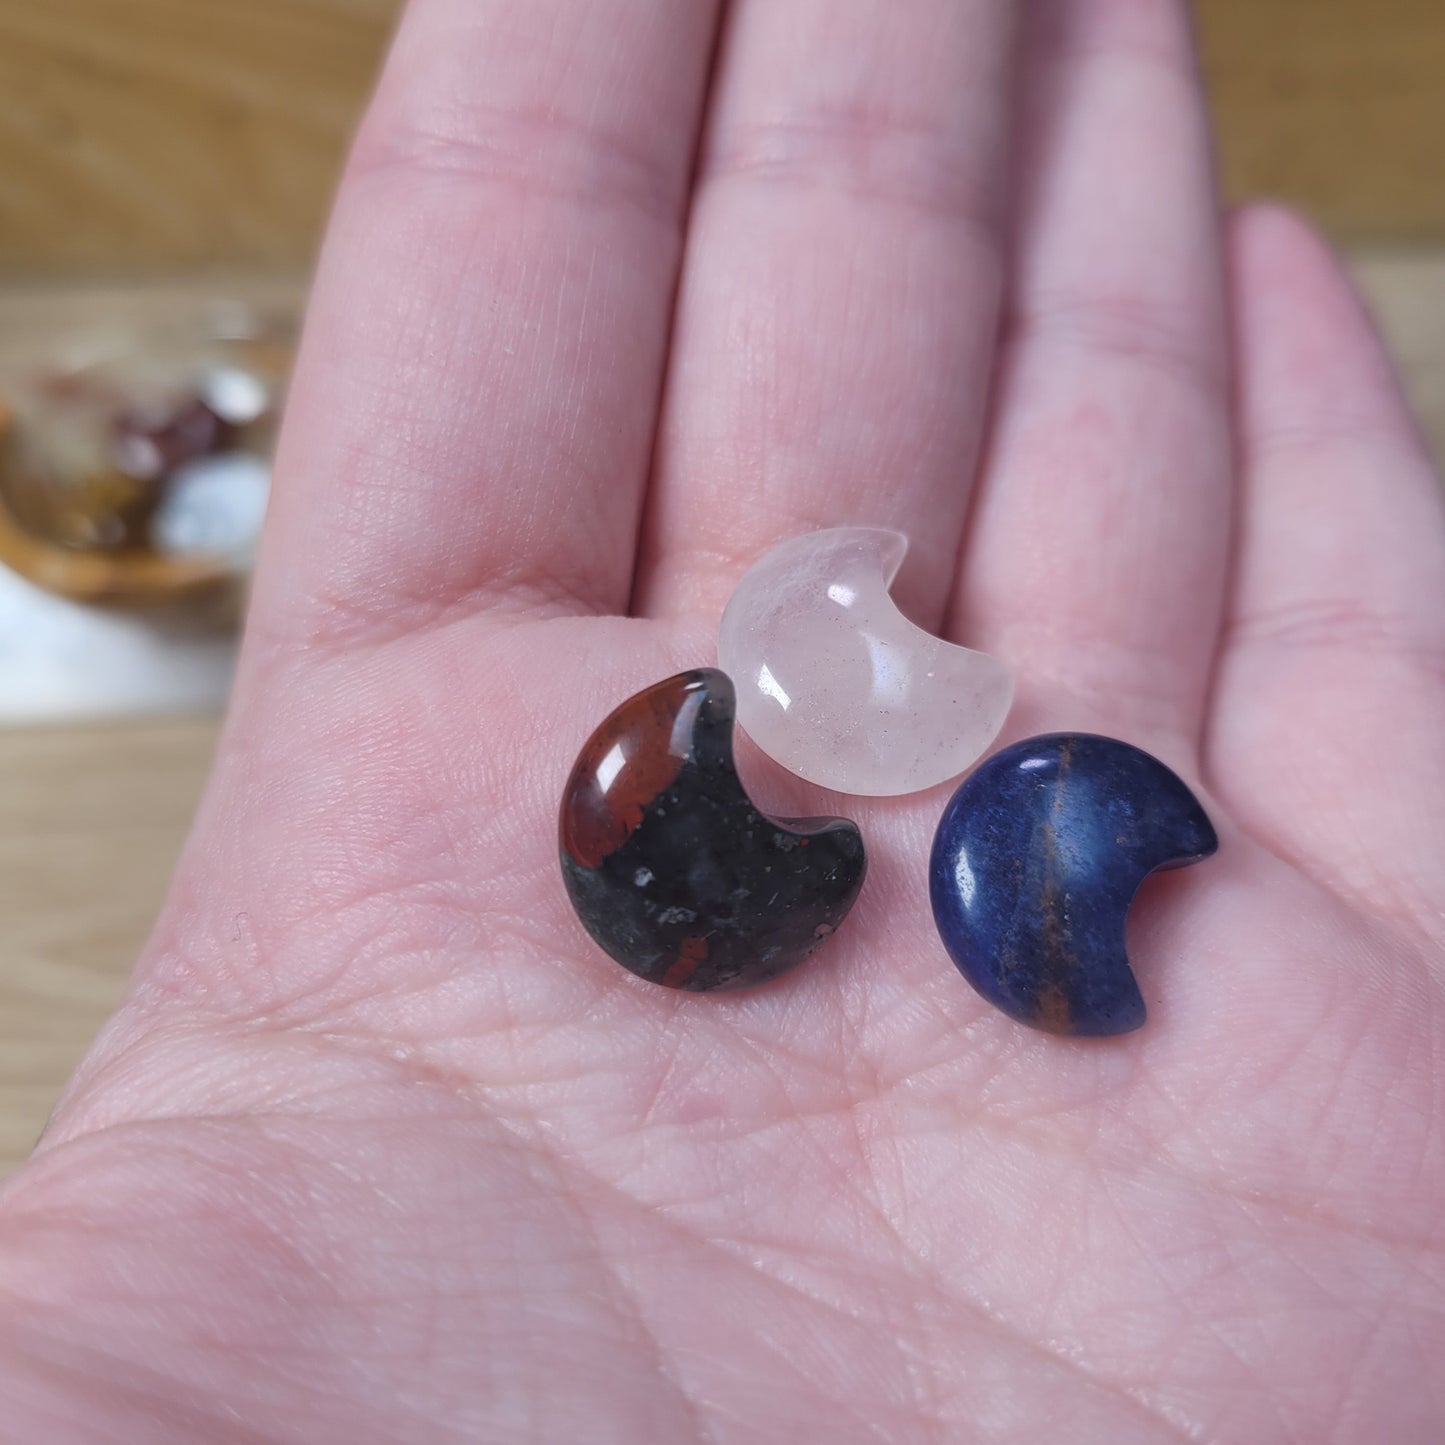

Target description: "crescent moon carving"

left=718, top=527, right=1013, bottom=797
left=929, top=733, right=1218, bottom=1036
left=560, top=669, right=866, bottom=991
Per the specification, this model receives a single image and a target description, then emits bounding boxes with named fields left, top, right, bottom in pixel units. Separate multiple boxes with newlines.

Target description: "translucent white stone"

left=718, top=528, right=1013, bottom=797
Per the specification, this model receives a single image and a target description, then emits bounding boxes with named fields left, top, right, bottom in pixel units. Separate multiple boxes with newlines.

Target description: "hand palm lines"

left=70, top=612, right=1419, bottom=1437
left=2, top=0, right=1443, bottom=1441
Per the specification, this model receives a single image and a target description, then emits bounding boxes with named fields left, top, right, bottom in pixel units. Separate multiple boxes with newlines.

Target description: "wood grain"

left=1352, top=250, right=1445, bottom=462
left=0, top=0, right=1444, bottom=276
left=0, top=720, right=216, bottom=1171
left=0, top=0, right=398, bottom=276
left=1199, top=0, right=1445, bottom=242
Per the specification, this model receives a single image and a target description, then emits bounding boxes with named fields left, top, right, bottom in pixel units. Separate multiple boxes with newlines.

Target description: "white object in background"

left=0, top=562, right=237, bottom=724
left=151, top=452, right=270, bottom=561
left=718, top=527, right=1013, bottom=797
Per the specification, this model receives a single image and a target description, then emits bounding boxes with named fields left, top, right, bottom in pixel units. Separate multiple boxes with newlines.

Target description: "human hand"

left=3, top=2, right=1443, bottom=1441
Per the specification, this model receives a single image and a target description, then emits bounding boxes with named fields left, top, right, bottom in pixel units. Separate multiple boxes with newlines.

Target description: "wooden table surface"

left=4, top=0, right=1445, bottom=277
left=1, top=251, right=1442, bottom=1180
left=0, top=720, right=216, bottom=1171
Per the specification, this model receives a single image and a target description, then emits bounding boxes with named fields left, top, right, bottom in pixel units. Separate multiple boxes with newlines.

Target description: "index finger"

left=251, top=0, right=721, bottom=648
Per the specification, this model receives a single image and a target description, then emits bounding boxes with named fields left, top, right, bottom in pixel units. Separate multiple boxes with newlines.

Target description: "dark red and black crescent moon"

left=559, top=670, right=866, bottom=992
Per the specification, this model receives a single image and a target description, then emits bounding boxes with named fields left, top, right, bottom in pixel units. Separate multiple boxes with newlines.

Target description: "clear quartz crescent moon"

left=717, top=527, right=1014, bottom=797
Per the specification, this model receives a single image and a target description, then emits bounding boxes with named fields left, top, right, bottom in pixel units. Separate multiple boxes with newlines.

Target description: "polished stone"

left=718, top=527, right=1013, bottom=796
left=929, top=733, right=1218, bottom=1036
left=560, top=669, right=866, bottom=991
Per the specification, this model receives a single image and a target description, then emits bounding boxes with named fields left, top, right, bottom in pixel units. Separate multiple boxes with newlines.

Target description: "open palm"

left=4, top=2, right=1444, bottom=1441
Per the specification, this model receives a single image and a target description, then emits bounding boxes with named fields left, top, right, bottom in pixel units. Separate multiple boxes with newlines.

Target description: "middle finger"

left=634, top=0, right=1017, bottom=628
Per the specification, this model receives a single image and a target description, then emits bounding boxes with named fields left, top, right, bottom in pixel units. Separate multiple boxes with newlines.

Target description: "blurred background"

left=1, top=0, right=1442, bottom=1172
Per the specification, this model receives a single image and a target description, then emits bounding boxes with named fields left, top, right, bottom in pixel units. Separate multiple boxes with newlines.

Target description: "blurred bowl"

left=0, top=297, right=293, bottom=610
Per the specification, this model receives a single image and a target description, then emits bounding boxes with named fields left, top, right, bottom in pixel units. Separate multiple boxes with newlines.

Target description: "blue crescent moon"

left=929, top=733, right=1218, bottom=1036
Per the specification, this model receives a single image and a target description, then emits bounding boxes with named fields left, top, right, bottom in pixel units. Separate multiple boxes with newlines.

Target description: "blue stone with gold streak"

left=929, top=733, right=1218, bottom=1036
